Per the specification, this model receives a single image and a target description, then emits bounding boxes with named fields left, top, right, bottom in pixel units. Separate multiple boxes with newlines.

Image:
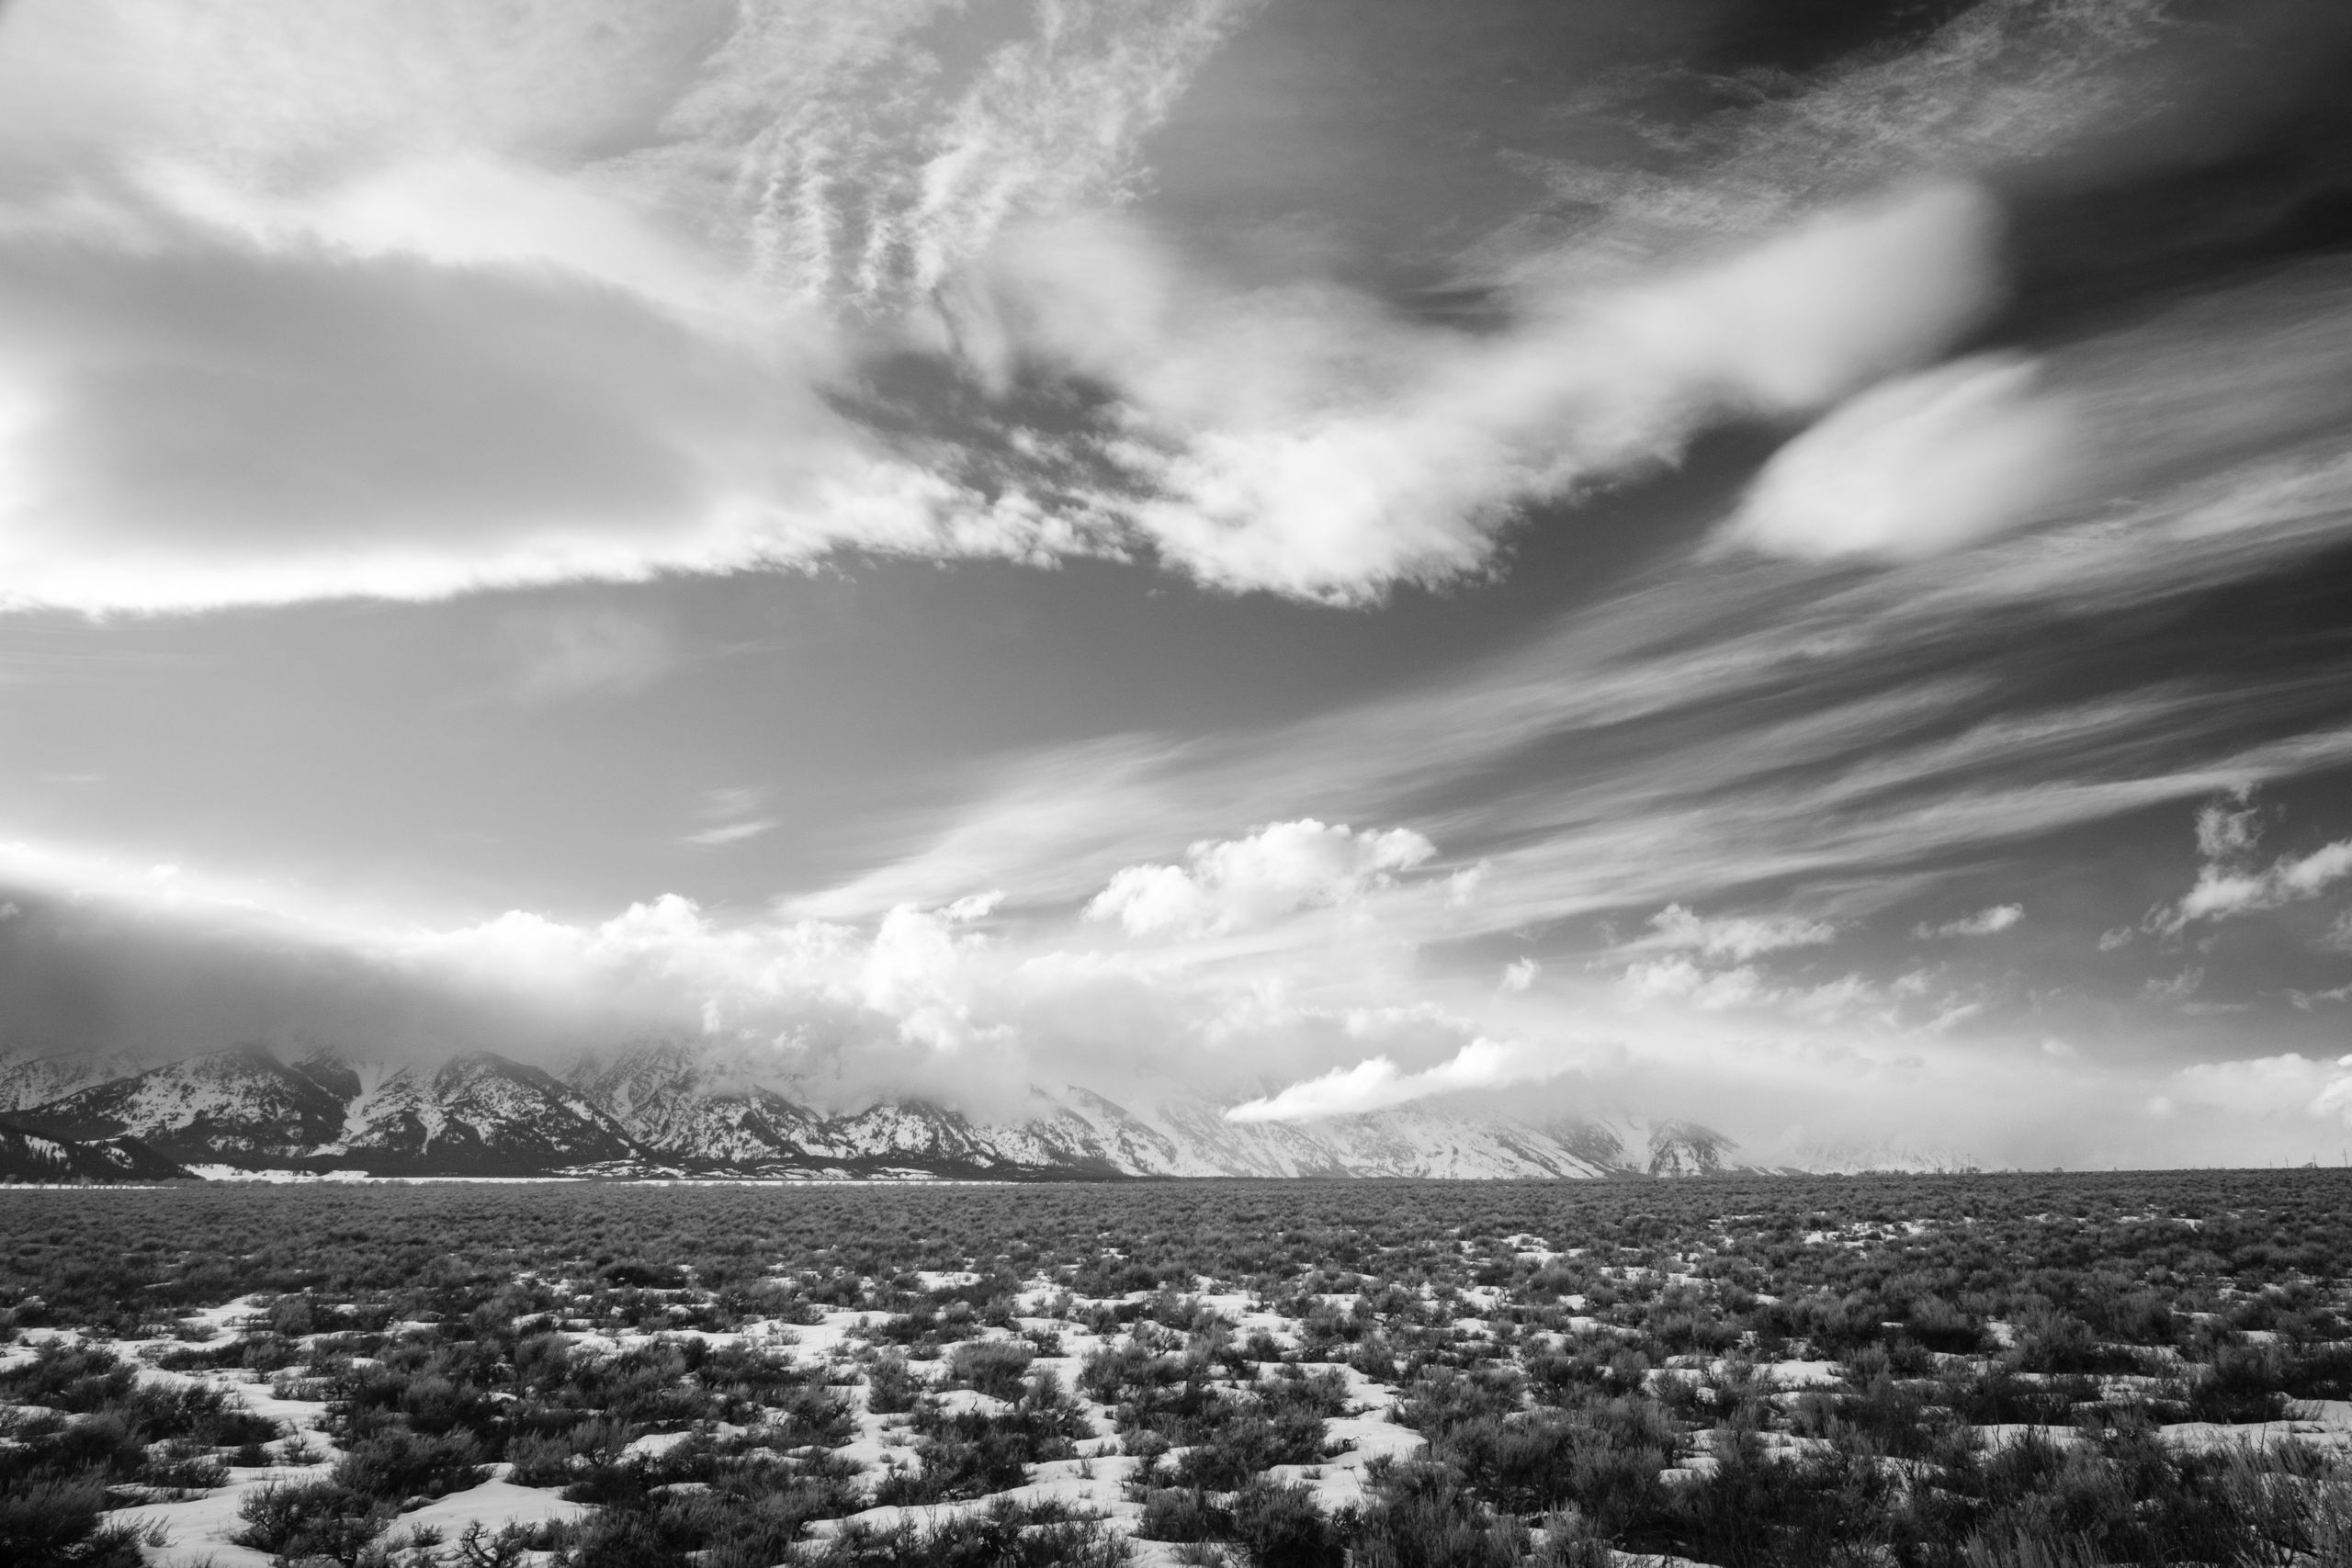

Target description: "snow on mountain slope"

left=0, top=1050, right=149, bottom=1113
left=564, top=1043, right=833, bottom=1168
left=0, top=1117, right=189, bottom=1181
left=15, top=1043, right=350, bottom=1162
left=1787, top=1138, right=1981, bottom=1175
left=4, top=1038, right=1809, bottom=1179
left=329, top=1055, right=647, bottom=1174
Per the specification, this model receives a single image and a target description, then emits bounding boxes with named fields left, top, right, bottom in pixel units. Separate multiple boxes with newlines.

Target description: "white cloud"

left=1724, top=355, right=2080, bottom=561
left=1501, top=958, right=1541, bottom=992
left=682, top=820, right=777, bottom=849
left=2170, top=1053, right=2352, bottom=1128
left=0, top=0, right=2239, bottom=611
left=972, top=184, right=2005, bottom=601
left=1620, top=955, right=1772, bottom=1011
left=0, top=0, right=1243, bottom=614
left=1224, top=1037, right=1567, bottom=1122
left=2168, top=832, right=2352, bottom=929
left=682, top=785, right=777, bottom=848
left=1086, top=819, right=1435, bottom=939
left=2150, top=795, right=2352, bottom=935
left=1916, top=904, right=2024, bottom=939
left=1645, top=904, right=1838, bottom=960
left=2197, top=799, right=2263, bottom=860
left=14, top=820, right=2352, bottom=1167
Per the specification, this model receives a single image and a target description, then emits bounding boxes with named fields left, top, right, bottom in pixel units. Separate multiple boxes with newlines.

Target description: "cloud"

left=2169, top=1053, right=2352, bottom=1129
left=2197, top=799, right=2264, bottom=860
left=2321, top=911, right=2352, bottom=954
left=1644, top=904, right=1837, bottom=961
left=1724, top=355, right=2082, bottom=560
left=966, top=183, right=2004, bottom=600
left=2174, top=841, right=2352, bottom=924
left=1501, top=958, right=1540, bottom=993
left=1224, top=1036, right=1568, bottom=1122
left=0, top=214, right=987, bottom=612
left=682, top=821, right=777, bottom=850
left=502, top=604, right=677, bottom=703
left=1916, top=904, right=2024, bottom=939
left=1085, top=819, right=1435, bottom=939
left=0, top=0, right=2254, bottom=611
left=684, top=0, right=1257, bottom=310
left=12, top=818, right=2352, bottom=1168
left=681, top=786, right=777, bottom=850
left=2160, top=796, right=2352, bottom=931
left=0, top=0, right=1247, bottom=614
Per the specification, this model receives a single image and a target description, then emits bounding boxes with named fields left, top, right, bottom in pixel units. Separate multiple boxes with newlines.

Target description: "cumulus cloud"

left=1085, top=819, right=1435, bottom=940
left=2170, top=1053, right=2352, bottom=1129
left=2175, top=841, right=2352, bottom=925
left=1916, top=904, right=2024, bottom=939
left=1724, top=355, right=2082, bottom=560
left=1224, top=1037, right=1568, bottom=1123
left=1642, top=903, right=1838, bottom=961
left=2159, top=797, right=2352, bottom=931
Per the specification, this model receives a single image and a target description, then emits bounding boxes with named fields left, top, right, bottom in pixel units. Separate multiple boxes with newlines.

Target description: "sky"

left=5, top=0, right=2352, bottom=1168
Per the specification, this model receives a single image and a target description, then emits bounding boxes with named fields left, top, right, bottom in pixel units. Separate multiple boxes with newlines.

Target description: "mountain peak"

left=1, top=1040, right=1895, bottom=1180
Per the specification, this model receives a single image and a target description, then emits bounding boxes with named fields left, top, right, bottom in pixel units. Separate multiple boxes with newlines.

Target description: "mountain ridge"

left=0, top=1041, right=1786, bottom=1181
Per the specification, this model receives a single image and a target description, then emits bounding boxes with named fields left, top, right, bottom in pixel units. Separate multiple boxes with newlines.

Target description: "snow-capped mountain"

left=12, top=1043, right=351, bottom=1164
left=0, top=1116, right=186, bottom=1182
left=0, top=1050, right=148, bottom=1114
left=1784, top=1137, right=1981, bottom=1176
left=1, top=1039, right=1780, bottom=1180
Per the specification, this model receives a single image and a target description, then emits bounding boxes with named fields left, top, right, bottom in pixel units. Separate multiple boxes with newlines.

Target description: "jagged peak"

left=0, top=1038, right=1961, bottom=1179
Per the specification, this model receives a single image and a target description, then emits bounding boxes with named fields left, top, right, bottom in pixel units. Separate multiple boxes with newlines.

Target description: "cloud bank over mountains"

left=10, top=789, right=2352, bottom=1169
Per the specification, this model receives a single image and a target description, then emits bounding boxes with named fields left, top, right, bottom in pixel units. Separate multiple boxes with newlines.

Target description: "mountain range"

left=0, top=1041, right=1786, bottom=1181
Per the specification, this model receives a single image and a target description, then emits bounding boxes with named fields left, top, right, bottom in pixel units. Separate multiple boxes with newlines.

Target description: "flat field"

left=6, top=1171, right=2352, bottom=1567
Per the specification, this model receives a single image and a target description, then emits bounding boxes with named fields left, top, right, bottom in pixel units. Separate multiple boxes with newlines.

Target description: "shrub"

left=137, top=1438, right=230, bottom=1493
left=1232, top=1476, right=1344, bottom=1568
left=1348, top=1459, right=1531, bottom=1568
left=0, top=1476, right=147, bottom=1568
left=333, top=1426, right=488, bottom=1501
left=1172, top=1406, right=1329, bottom=1490
left=865, top=1353, right=922, bottom=1415
left=234, top=1479, right=393, bottom=1565
left=1136, top=1486, right=1227, bottom=1542
left=804, top=1497, right=1132, bottom=1567
left=946, top=1337, right=1035, bottom=1401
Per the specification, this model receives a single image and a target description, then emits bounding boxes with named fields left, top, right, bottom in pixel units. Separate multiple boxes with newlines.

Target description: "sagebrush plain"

left=6, top=1173, right=2352, bottom=1566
